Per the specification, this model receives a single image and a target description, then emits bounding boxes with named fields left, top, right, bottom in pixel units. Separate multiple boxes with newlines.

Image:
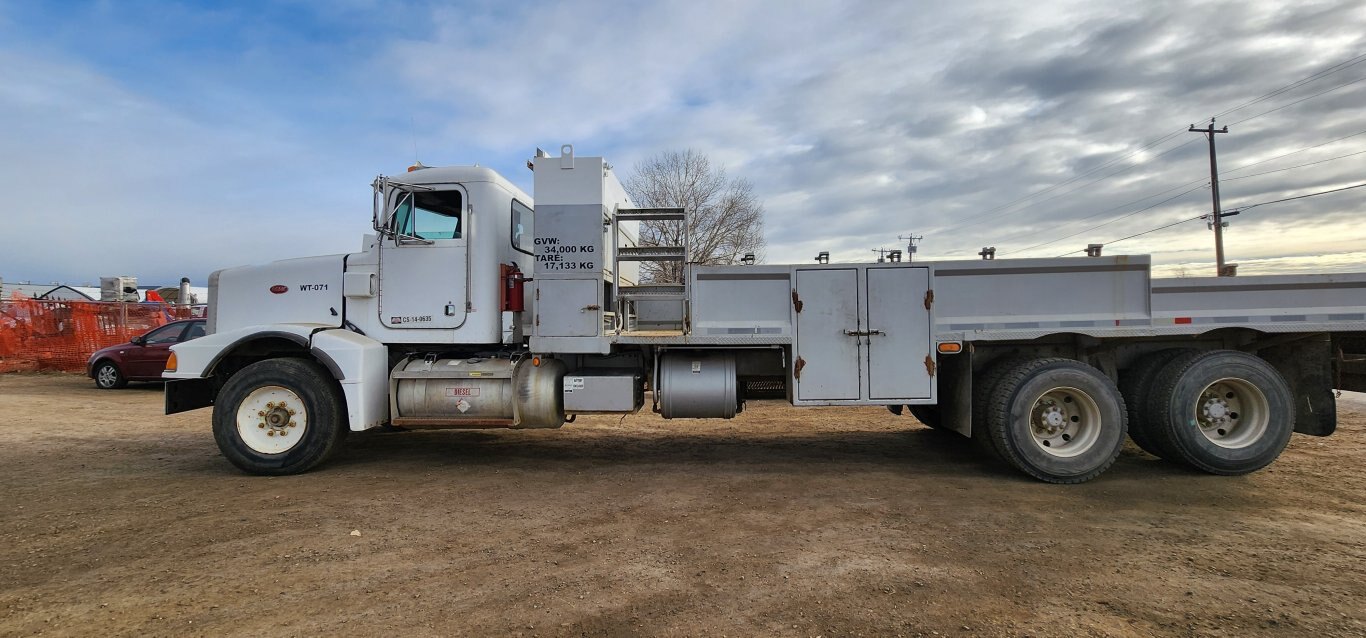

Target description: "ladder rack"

left=611, top=207, right=689, bottom=333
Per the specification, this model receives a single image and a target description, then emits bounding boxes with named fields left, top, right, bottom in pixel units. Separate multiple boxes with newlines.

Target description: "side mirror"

left=131, top=335, right=146, bottom=346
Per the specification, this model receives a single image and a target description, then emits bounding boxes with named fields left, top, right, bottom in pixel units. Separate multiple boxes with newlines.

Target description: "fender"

left=165, top=323, right=389, bottom=432
left=166, top=323, right=329, bottom=380
left=309, top=328, right=389, bottom=431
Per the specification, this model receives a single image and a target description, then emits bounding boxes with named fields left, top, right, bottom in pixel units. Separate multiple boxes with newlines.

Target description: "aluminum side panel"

left=866, top=267, right=932, bottom=400
left=795, top=269, right=861, bottom=401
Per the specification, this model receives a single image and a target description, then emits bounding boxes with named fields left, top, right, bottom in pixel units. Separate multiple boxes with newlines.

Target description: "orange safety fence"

left=0, top=295, right=207, bottom=373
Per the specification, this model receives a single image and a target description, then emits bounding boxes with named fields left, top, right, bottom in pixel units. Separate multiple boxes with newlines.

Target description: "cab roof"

left=390, top=165, right=531, bottom=203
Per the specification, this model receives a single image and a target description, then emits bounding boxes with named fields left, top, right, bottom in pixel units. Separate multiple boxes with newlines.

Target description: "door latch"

left=843, top=329, right=885, bottom=337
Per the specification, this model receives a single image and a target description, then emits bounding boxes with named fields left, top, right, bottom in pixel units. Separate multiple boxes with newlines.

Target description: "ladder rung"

left=618, top=246, right=686, bottom=261
left=619, top=284, right=686, bottom=300
left=616, top=208, right=686, bottom=221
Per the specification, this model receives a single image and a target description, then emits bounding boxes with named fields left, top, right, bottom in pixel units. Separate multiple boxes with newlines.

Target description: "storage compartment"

left=563, top=371, right=643, bottom=413
left=657, top=351, right=741, bottom=419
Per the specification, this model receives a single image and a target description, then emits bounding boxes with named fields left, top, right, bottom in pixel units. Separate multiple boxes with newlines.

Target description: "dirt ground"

left=1, top=374, right=1365, bottom=637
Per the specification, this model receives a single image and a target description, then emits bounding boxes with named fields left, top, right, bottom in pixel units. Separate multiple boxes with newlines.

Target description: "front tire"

left=984, top=358, right=1128, bottom=483
left=94, top=361, right=127, bottom=389
left=212, top=358, right=346, bottom=475
left=1144, top=350, right=1293, bottom=475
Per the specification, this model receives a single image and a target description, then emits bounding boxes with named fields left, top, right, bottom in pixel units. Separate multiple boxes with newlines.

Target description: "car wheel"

left=94, top=361, right=127, bottom=389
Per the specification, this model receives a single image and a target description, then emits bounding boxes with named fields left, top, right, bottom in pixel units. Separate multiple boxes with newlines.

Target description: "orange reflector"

left=532, top=356, right=541, bottom=367
left=165, top=352, right=178, bottom=372
left=937, top=342, right=962, bottom=354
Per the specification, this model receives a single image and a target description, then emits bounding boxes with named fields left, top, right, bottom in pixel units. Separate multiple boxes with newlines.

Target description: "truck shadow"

left=320, top=425, right=1256, bottom=505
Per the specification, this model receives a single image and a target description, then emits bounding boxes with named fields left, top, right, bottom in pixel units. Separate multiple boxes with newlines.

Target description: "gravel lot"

left=2, top=373, right=1365, bottom=637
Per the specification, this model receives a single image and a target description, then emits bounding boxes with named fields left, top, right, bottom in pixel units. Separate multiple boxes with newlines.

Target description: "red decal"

left=445, top=387, right=480, bottom=397
left=269, top=285, right=288, bottom=294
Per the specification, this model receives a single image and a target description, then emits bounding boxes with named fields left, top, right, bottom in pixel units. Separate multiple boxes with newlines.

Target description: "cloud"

left=1, top=0, right=1364, bottom=288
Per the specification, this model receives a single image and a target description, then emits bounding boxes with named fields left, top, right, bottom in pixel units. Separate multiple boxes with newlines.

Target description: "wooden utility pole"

left=1190, top=119, right=1231, bottom=276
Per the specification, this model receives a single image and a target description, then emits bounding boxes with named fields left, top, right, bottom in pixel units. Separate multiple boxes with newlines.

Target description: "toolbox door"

left=865, top=267, right=932, bottom=400
left=794, top=268, right=862, bottom=401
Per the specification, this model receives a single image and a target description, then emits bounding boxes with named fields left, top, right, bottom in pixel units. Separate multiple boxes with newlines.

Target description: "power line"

left=1223, top=149, right=1366, bottom=182
left=1221, top=128, right=1366, bottom=173
left=1228, top=74, right=1366, bottom=126
left=990, top=177, right=1211, bottom=246
left=1002, top=127, right=1366, bottom=255
left=1224, top=181, right=1366, bottom=213
left=953, top=52, right=1366, bottom=239
left=1004, top=183, right=1208, bottom=255
left=1055, top=215, right=1207, bottom=257
left=1213, top=52, right=1366, bottom=119
left=1055, top=181, right=1366, bottom=257
left=936, top=128, right=1190, bottom=234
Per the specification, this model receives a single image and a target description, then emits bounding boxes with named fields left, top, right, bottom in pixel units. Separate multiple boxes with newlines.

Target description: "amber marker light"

left=937, top=342, right=963, bottom=354
left=165, top=352, right=178, bottom=373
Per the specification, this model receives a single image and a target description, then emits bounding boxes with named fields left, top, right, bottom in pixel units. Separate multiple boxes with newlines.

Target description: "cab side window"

left=394, top=190, right=462, bottom=240
left=512, top=199, right=534, bottom=255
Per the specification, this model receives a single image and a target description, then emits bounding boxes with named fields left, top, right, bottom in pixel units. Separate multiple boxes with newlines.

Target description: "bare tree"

left=623, top=150, right=765, bottom=283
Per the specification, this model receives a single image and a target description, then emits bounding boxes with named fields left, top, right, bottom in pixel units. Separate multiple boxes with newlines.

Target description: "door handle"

left=844, top=329, right=885, bottom=337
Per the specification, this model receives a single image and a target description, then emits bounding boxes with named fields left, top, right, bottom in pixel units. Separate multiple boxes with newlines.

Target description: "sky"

left=1, top=0, right=1364, bottom=286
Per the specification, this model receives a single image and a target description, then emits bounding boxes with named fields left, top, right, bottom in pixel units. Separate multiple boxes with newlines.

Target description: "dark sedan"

left=88, top=319, right=206, bottom=389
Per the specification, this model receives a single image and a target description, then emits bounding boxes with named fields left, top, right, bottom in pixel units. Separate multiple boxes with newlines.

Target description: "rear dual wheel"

left=1119, top=348, right=1193, bottom=458
left=980, top=358, right=1128, bottom=483
left=1142, top=350, right=1293, bottom=475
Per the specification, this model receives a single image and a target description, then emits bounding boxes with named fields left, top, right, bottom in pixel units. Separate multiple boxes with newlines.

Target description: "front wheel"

left=983, top=358, right=1128, bottom=483
left=94, top=361, right=127, bottom=389
left=1144, top=350, right=1293, bottom=475
left=212, top=358, right=346, bottom=475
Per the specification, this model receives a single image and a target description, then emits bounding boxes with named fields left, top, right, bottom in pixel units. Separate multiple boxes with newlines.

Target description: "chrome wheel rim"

left=236, top=386, right=307, bottom=454
left=1028, top=387, right=1102, bottom=458
left=96, top=365, right=118, bottom=387
left=1193, top=378, right=1269, bottom=449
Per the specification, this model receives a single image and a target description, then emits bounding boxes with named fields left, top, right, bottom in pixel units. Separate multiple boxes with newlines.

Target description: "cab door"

left=377, top=187, right=469, bottom=329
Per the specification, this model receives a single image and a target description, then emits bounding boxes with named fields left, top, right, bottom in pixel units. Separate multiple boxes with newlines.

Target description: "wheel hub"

left=1028, top=389, right=1098, bottom=458
left=257, top=401, right=297, bottom=437
left=1192, top=379, right=1268, bottom=449
left=237, top=386, right=308, bottom=454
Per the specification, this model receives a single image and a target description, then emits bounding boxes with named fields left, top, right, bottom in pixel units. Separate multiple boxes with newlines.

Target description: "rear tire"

left=94, top=361, right=127, bottom=389
left=984, top=358, right=1127, bottom=483
left=971, top=356, right=1032, bottom=460
left=212, top=358, right=346, bottom=475
left=1118, top=349, right=1193, bottom=459
left=1144, top=350, right=1293, bottom=475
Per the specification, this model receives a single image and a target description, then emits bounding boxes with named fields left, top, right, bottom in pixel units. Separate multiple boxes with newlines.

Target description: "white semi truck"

left=164, top=145, right=1366, bottom=483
